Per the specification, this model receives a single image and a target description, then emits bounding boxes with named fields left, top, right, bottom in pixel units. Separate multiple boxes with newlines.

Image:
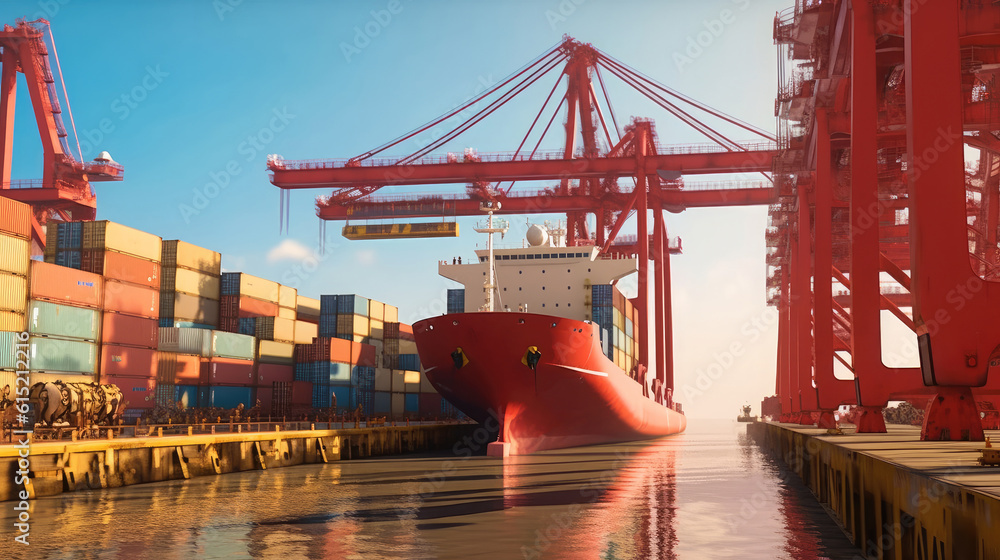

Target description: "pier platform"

left=750, top=421, right=1000, bottom=560
left=0, top=422, right=478, bottom=502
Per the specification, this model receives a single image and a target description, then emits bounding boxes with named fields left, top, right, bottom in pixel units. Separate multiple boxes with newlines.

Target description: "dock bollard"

left=157, top=427, right=163, bottom=437
left=71, top=430, right=78, bottom=442
left=188, top=426, right=193, bottom=436
left=238, top=425, right=242, bottom=433
left=211, top=425, right=215, bottom=434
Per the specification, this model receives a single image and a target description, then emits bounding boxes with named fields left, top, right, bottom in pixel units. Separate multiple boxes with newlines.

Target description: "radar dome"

left=526, top=224, right=548, bottom=247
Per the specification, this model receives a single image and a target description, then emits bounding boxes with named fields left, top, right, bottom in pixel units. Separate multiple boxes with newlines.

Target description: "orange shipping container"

left=0, top=271, right=28, bottom=313
left=0, top=196, right=31, bottom=239
left=29, top=261, right=103, bottom=309
left=157, top=352, right=201, bottom=384
left=102, top=313, right=158, bottom=348
left=100, top=345, right=158, bottom=379
left=220, top=295, right=279, bottom=318
left=83, top=250, right=160, bottom=289
left=103, top=280, right=159, bottom=318
left=103, top=374, right=156, bottom=409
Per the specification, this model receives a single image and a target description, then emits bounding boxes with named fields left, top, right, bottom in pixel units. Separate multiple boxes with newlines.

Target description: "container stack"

left=156, top=327, right=211, bottom=407
left=219, top=272, right=281, bottom=333
left=296, top=295, right=321, bottom=325
left=74, top=221, right=162, bottom=413
left=26, top=261, right=103, bottom=385
left=318, top=294, right=337, bottom=337
left=160, top=240, right=222, bottom=329
left=44, top=222, right=84, bottom=268
left=590, top=284, right=614, bottom=360
left=294, top=335, right=376, bottom=411
left=0, top=197, right=30, bottom=334
left=200, top=330, right=256, bottom=408
left=335, top=294, right=370, bottom=343
left=253, top=315, right=295, bottom=408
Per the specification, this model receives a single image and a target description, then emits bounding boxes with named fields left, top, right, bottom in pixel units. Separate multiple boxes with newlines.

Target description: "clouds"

left=267, top=239, right=318, bottom=264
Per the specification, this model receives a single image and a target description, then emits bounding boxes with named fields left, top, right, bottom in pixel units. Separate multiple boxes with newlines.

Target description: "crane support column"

left=904, top=0, right=985, bottom=441
left=0, top=46, right=16, bottom=187
left=635, top=123, right=650, bottom=384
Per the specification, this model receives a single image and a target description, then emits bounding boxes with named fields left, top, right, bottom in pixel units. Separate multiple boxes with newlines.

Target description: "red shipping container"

left=256, top=363, right=293, bottom=385
left=356, top=342, right=376, bottom=367
left=219, top=317, right=239, bottom=332
left=84, top=250, right=160, bottom=289
left=102, top=313, right=157, bottom=348
left=256, top=387, right=273, bottom=409
left=220, top=295, right=279, bottom=318
left=29, top=260, right=103, bottom=308
left=291, top=380, right=312, bottom=405
left=100, top=345, right=158, bottom=378
left=0, top=196, right=31, bottom=239
left=419, top=393, right=442, bottom=416
left=156, top=352, right=201, bottom=383
left=104, top=375, right=156, bottom=409
left=103, top=279, right=158, bottom=318
left=201, top=357, right=254, bottom=385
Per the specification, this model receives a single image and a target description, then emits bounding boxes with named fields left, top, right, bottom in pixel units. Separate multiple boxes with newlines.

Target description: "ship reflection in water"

left=5, top=420, right=861, bottom=559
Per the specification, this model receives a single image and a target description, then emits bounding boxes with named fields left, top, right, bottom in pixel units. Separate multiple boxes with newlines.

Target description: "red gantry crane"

left=0, top=19, right=123, bottom=247
left=268, top=36, right=782, bottom=406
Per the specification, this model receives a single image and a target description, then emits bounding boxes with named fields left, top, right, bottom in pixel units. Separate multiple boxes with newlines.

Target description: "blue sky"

left=6, top=0, right=792, bottom=417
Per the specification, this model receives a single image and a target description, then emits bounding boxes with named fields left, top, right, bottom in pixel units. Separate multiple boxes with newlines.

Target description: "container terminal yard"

left=4, top=0, right=1000, bottom=558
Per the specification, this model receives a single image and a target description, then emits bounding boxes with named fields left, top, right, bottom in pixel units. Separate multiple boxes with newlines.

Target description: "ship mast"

left=475, top=201, right=508, bottom=312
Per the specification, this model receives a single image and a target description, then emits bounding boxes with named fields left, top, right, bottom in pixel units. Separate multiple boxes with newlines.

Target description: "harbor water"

left=2, top=419, right=862, bottom=559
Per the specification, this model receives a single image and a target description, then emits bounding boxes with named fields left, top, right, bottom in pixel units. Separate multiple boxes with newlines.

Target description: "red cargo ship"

left=415, top=219, right=685, bottom=455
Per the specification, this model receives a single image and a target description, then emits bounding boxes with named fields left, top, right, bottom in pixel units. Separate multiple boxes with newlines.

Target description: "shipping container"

left=419, top=393, right=442, bottom=416
left=373, top=391, right=391, bottom=414
left=368, top=299, right=385, bottom=322
left=277, top=306, right=296, bottom=320
left=257, top=340, right=294, bottom=365
left=0, top=271, right=28, bottom=313
left=0, top=234, right=30, bottom=276
left=161, top=240, right=221, bottom=275
left=84, top=250, right=160, bottom=289
left=0, top=196, right=31, bottom=239
left=160, top=291, right=220, bottom=326
left=82, top=221, right=161, bottom=262
left=0, top=311, right=25, bottom=331
left=383, top=322, right=400, bottom=339
left=211, top=330, right=255, bottom=360
left=369, top=319, right=384, bottom=340
left=278, top=285, right=296, bottom=310
left=161, top=267, right=220, bottom=299
left=390, top=370, right=404, bottom=393
left=296, top=295, right=321, bottom=320
left=100, top=344, right=157, bottom=378
left=174, top=384, right=199, bottom=408
left=336, top=314, right=369, bottom=338
left=27, top=300, right=101, bottom=341
left=384, top=305, right=398, bottom=323
left=102, top=375, right=156, bottom=409
left=336, top=294, right=368, bottom=316
left=374, top=368, right=391, bottom=392
left=28, top=336, right=97, bottom=373
left=158, top=327, right=213, bottom=356
left=312, top=384, right=332, bottom=408
left=159, top=319, right=214, bottom=330
left=355, top=366, right=375, bottom=392
left=202, top=357, right=254, bottom=385
left=398, top=354, right=420, bottom=371
left=290, top=380, right=312, bottom=405
left=331, top=385, right=356, bottom=410
left=318, top=315, right=337, bottom=338
left=319, top=294, right=338, bottom=316
left=103, top=280, right=158, bottom=318
left=404, top=393, right=419, bottom=413
left=238, top=317, right=256, bottom=335
left=102, top=313, right=157, bottom=348
left=391, top=392, right=405, bottom=416
left=399, top=339, right=418, bottom=355
left=220, top=272, right=280, bottom=303
left=315, top=361, right=352, bottom=384
left=294, top=320, right=317, bottom=345
left=54, top=250, right=81, bottom=269
left=255, top=316, right=295, bottom=342
left=156, top=352, right=201, bottom=384
left=0, top=332, right=26, bottom=369
left=219, top=295, right=279, bottom=319
left=44, top=225, right=57, bottom=258
left=404, top=370, right=420, bottom=393
left=256, top=363, right=293, bottom=385
left=206, top=386, right=253, bottom=409
left=56, top=222, right=84, bottom=249
left=446, top=289, right=465, bottom=314
left=255, top=386, right=273, bottom=410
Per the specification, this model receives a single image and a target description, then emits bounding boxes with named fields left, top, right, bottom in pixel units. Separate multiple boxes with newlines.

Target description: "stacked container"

left=0, top=197, right=31, bottom=334
left=294, top=335, right=376, bottom=410
left=318, top=294, right=338, bottom=337
left=296, top=295, right=321, bottom=325
left=220, top=272, right=281, bottom=332
left=335, top=294, right=370, bottom=343
left=591, top=284, right=614, bottom=361
left=160, top=240, right=222, bottom=329
left=25, top=261, right=103, bottom=385
left=253, top=316, right=295, bottom=408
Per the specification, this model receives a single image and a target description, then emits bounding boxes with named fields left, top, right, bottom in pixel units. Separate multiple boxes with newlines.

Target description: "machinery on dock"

left=737, top=404, right=757, bottom=423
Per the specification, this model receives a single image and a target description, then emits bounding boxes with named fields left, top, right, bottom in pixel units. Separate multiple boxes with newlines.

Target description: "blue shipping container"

left=315, top=361, right=352, bottom=384
left=294, top=362, right=314, bottom=382
left=174, top=385, right=199, bottom=408
left=404, top=393, right=419, bottom=412
left=210, top=386, right=253, bottom=409
left=354, top=366, right=375, bottom=391
left=592, top=284, right=613, bottom=307
left=331, top=386, right=356, bottom=410
left=320, top=294, right=338, bottom=316
left=336, top=294, right=368, bottom=316
left=319, top=315, right=338, bottom=337
left=238, top=317, right=256, bottom=336
left=358, top=388, right=373, bottom=415
left=169, top=321, right=214, bottom=330
left=398, top=354, right=420, bottom=371
left=57, top=222, right=83, bottom=249
left=373, top=391, right=391, bottom=414
left=312, top=383, right=331, bottom=408
left=55, top=250, right=81, bottom=269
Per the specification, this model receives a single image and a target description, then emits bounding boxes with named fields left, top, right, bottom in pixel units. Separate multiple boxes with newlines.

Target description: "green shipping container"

left=28, top=336, right=97, bottom=373
left=211, top=330, right=255, bottom=360
left=0, top=331, right=28, bottom=370
left=28, top=300, right=101, bottom=341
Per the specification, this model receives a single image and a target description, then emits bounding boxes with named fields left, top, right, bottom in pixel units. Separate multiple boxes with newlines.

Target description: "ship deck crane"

left=269, top=37, right=782, bottom=406
left=0, top=19, right=123, bottom=248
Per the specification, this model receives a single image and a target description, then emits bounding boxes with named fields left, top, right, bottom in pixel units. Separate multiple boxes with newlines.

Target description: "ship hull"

left=413, top=312, right=686, bottom=454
